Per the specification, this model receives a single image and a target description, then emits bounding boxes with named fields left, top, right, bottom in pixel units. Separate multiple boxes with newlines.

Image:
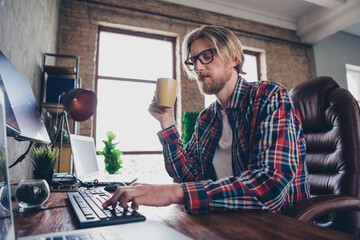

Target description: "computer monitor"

left=0, top=51, right=50, bottom=144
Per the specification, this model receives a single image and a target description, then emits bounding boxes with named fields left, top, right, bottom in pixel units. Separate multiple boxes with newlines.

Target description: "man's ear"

left=232, top=56, right=239, bottom=67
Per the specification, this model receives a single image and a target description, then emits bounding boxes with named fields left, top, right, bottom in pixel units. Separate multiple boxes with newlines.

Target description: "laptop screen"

left=0, top=87, right=16, bottom=240
left=0, top=51, right=50, bottom=144
left=69, top=134, right=100, bottom=181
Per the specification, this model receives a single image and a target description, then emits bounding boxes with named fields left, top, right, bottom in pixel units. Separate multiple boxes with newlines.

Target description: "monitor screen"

left=0, top=51, right=50, bottom=144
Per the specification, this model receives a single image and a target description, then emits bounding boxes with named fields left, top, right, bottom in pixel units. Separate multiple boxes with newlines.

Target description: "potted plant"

left=31, top=144, right=59, bottom=186
left=97, top=131, right=123, bottom=174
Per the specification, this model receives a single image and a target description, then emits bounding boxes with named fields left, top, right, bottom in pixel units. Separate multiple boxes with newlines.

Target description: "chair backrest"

left=290, top=76, right=360, bottom=234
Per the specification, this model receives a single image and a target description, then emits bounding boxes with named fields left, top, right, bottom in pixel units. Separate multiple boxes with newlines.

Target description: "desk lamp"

left=52, top=88, right=97, bottom=172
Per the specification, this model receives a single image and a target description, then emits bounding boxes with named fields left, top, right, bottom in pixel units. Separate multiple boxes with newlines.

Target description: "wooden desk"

left=13, top=192, right=357, bottom=240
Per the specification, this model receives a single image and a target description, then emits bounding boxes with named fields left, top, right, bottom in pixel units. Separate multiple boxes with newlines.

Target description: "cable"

left=51, top=173, right=78, bottom=188
left=74, top=176, right=96, bottom=188
left=55, top=173, right=76, bottom=183
left=8, top=142, right=33, bottom=168
left=51, top=174, right=95, bottom=189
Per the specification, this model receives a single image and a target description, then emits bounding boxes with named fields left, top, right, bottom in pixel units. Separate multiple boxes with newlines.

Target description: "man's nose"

left=194, top=59, right=205, bottom=72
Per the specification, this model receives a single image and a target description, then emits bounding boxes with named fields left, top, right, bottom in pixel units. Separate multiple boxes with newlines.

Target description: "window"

left=204, top=50, right=261, bottom=108
left=95, top=27, right=176, bottom=154
left=346, top=63, right=360, bottom=104
left=242, top=50, right=261, bottom=82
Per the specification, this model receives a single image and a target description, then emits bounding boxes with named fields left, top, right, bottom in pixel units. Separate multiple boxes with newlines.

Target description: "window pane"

left=243, top=54, right=258, bottom=82
left=98, top=31, right=173, bottom=81
left=346, top=64, right=360, bottom=102
left=96, top=79, right=162, bottom=152
left=96, top=30, right=175, bottom=153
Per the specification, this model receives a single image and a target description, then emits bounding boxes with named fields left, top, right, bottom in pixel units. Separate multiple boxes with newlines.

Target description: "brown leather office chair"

left=285, top=76, right=360, bottom=236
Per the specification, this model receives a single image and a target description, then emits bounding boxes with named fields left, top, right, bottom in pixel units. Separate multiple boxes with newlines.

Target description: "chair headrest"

left=289, top=76, right=339, bottom=131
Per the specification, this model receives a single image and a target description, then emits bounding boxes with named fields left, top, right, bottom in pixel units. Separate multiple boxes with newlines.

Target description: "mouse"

left=104, top=182, right=126, bottom=192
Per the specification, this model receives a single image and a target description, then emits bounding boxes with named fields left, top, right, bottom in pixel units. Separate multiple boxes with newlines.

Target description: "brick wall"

left=58, top=0, right=311, bottom=136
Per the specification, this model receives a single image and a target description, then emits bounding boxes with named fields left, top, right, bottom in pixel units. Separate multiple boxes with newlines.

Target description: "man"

left=103, top=25, right=310, bottom=214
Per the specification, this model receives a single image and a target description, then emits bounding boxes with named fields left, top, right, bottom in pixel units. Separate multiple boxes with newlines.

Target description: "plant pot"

left=15, top=179, right=50, bottom=210
left=33, top=170, right=54, bottom=186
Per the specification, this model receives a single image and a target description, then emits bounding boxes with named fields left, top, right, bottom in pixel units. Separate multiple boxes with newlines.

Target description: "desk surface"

left=13, top=191, right=357, bottom=240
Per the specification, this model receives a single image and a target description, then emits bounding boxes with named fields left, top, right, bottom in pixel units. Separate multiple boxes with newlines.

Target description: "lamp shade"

left=62, top=88, right=97, bottom=122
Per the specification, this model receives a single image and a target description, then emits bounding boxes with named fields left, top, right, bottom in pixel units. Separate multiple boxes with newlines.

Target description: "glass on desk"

left=15, top=179, right=50, bottom=211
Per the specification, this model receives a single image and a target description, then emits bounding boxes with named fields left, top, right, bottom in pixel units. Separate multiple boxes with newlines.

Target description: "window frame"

left=94, top=26, right=176, bottom=155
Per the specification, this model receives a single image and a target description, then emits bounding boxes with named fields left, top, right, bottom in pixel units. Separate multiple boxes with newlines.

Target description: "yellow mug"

left=156, top=78, right=177, bottom=108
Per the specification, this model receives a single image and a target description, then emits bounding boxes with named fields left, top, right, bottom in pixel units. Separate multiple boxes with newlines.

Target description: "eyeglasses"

left=184, top=48, right=216, bottom=71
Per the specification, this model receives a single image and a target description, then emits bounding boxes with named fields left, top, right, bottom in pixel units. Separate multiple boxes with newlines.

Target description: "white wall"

left=0, top=0, right=60, bottom=180
left=312, top=32, right=360, bottom=89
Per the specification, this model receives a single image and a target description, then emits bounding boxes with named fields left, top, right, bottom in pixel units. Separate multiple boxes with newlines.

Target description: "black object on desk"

left=104, top=182, right=126, bottom=192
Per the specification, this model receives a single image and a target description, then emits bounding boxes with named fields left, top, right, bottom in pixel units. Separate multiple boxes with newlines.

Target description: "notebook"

left=69, top=134, right=126, bottom=184
left=0, top=80, right=192, bottom=240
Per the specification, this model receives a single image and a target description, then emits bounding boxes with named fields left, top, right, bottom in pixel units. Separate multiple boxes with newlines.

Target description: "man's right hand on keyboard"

left=102, top=183, right=185, bottom=210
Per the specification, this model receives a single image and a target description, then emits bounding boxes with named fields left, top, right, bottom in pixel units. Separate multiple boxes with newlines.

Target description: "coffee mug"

left=156, top=78, right=177, bottom=108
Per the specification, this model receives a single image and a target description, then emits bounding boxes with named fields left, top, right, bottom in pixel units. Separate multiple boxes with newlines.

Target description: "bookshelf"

left=40, top=53, right=80, bottom=173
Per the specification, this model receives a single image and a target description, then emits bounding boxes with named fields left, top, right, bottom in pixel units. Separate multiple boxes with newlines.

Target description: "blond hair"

left=182, top=25, right=245, bottom=79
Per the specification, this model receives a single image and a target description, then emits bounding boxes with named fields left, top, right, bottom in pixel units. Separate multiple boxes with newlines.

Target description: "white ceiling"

left=158, top=0, right=360, bottom=44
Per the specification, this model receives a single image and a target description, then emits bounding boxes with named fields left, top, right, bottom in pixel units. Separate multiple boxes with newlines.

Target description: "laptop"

left=19, top=220, right=192, bottom=240
left=0, top=83, right=192, bottom=240
left=69, top=134, right=127, bottom=184
left=0, top=87, right=15, bottom=240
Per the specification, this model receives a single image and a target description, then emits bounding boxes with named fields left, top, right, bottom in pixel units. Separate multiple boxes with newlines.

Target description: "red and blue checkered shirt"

left=158, top=77, right=310, bottom=213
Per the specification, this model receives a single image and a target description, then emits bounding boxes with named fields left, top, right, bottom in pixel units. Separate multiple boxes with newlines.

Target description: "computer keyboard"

left=67, top=189, right=146, bottom=228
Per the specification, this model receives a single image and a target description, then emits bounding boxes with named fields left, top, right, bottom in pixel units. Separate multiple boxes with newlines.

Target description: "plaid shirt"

left=158, top=77, right=310, bottom=213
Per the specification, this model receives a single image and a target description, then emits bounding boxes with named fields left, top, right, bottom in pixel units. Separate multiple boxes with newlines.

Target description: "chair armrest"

left=284, top=195, right=360, bottom=222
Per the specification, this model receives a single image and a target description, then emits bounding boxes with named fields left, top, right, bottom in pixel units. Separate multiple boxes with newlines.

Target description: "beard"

left=197, top=67, right=233, bottom=95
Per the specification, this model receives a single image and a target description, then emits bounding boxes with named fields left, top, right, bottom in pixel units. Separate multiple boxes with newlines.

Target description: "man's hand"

left=102, top=183, right=185, bottom=210
left=148, top=98, right=175, bottom=130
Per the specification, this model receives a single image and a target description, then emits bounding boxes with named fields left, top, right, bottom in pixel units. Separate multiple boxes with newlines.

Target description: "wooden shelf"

left=41, top=103, right=64, bottom=116
left=44, top=65, right=77, bottom=79
left=44, top=65, right=76, bottom=74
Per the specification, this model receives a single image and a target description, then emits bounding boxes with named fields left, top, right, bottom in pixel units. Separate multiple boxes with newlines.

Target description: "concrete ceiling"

left=158, top=0, right=360, bottom=44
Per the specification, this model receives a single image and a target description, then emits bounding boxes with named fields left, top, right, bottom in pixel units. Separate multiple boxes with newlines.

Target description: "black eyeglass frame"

left=184, top=48, right=216, bottom=71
